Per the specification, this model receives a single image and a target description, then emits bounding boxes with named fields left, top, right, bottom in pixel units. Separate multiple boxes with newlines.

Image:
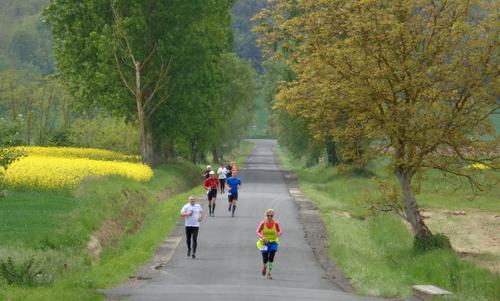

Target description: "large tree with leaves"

left=45, top=0, right=240, bottom=165
left=256, top=0, right=499, bottom=239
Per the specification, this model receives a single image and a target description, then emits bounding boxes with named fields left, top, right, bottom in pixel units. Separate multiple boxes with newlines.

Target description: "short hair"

left=265, top=208, right=274, bottom=216
left=189, top=196, right=196, bottom=201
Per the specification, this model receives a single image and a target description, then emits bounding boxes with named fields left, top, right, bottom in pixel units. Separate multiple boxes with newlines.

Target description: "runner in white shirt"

left=217, top=164, right=227, bottom=194
left=180, top=196, right=203, bottom=258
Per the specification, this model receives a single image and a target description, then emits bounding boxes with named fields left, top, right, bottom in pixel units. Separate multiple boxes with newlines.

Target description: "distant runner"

left=256, top=209, right=282, bottom=279
left=204, top=171, right=219, bottom=217
left=225, top=171, right=241, bottom=217
left=225, top=161, right=232, bottom=178
left=217, top=164, right=227, bottom=194
left=203, top=165, right=212, bottom=179
left=180, top=196, right=203, bottom=259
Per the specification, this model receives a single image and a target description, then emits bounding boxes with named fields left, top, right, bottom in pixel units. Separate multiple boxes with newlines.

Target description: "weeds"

left=0, top=256, right=49, bottom=286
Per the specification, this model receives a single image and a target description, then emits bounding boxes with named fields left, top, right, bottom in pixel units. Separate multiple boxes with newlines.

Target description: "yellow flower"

left=4, top=147, right=152, bottom=190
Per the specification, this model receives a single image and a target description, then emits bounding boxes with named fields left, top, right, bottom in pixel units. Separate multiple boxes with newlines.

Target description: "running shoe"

left=187, top=250, right=191, bottom=257
left=267, top=272, right=272, bottom=280
left=261, top=266, right=266, bottom=276
left=192, top=254, right=196, bottom=259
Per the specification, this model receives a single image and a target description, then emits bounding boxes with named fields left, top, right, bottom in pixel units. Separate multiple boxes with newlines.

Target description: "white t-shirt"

left=217, top=167, right=227, bottom=179
left=180, top=203, right=203, bottom=227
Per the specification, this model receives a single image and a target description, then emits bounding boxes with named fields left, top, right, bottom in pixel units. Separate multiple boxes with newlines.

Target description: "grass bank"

left=278, top=147, right=500, bottom=301
left=0, top=142, right=255, bottom=301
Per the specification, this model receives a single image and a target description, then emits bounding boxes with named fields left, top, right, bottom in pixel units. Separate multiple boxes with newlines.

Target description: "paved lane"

left=106, top=139, right=386, bottom=301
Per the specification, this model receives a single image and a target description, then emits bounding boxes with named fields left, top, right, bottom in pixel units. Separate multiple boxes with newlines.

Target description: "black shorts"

left=207, top=188, right=217, bottom=200
left=228, top=192, right=238, bottom=201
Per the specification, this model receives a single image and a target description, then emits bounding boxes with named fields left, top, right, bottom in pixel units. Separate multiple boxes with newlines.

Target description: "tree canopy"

left=256, top=0, right=499, bottom=238
left=45, top=0, right=255, bottom=164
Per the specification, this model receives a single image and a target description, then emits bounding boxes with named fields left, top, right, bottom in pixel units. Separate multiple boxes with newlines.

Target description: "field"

left=278, top=148, right=500, bottom=300
left=3, top=147, right=151, bottom=189
left=0, top=142, right=254, bottom=300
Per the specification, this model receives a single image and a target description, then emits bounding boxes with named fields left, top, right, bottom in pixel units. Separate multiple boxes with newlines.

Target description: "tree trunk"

left=191, top=139, right=198, bottom=164
left=145, top=126, right=154, bottom=165
left=325, top=141, right=339, bottom=165
left=135, top=61, right=149, bottom=165
left=138, top=111, right=147, bottom=164
left=211, top=145, right=221, bottom=164
left=396, top=169, right=432, bottom=239
left=165, top=137, right=175, bottom=162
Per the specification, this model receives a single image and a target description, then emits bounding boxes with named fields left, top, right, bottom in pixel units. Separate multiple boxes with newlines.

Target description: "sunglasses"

left=267, top=215, right=274, bottom=217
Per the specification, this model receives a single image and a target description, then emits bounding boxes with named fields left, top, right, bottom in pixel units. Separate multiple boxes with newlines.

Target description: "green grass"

left=0, top=142, right=255, bottom=301
left=278, top=147, right=500, bottom=300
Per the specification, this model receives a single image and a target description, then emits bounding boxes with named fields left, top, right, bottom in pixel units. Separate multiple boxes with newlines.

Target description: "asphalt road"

left=105, top=139, right=387, bottom=301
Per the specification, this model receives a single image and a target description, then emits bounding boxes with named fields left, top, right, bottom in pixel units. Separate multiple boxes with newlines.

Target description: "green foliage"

left=257, top=0, right=500, bottom=238
left=0, top=0, right=54, bottom=73
left=67, top=115, right=139, bottom=154
left=0, top=68, right=75, bottom=146
left=232, top=0, right=268, bottom=71
left=44, top=0, right=252, bottom=164
left=414, top=233, right=452, bottom=253
left=0, top=256, right=48, bottom=287
left=279, top=149, right=500, bottom=300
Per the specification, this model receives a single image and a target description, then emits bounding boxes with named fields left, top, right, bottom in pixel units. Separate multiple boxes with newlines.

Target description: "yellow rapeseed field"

left=4, top=147, right=152, bottom=190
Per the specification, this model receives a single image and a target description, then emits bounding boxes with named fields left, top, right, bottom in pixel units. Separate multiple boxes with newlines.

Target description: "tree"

left=256, top=0, right=499, bottom=239
left=45, top=0, right=244, bottom=165
left=110, top=2, right=170, bottom=164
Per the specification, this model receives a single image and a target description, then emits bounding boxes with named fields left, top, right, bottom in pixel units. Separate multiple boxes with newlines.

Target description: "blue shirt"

left=226, top=177, right=241, bottom=194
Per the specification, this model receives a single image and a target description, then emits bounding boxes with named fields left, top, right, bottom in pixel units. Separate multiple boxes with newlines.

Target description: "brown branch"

left=112, top=47, right=135, bottom=95
left=142, top=57, right=171, bottom=112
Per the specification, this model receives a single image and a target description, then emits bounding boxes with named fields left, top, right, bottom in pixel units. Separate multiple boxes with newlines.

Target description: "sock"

left=232, top=205, right=236, bottom=215
left=212, top=203, right=216, bottom=214
left=267, top=262, right=273, bottom=272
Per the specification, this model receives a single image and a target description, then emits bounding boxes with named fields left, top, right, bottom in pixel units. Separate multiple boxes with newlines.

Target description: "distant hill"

left=0, top=0, right=54, bottom=73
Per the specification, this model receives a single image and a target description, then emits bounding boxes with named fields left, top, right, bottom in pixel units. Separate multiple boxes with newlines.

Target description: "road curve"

left=105, top=139, right=386, bottom=301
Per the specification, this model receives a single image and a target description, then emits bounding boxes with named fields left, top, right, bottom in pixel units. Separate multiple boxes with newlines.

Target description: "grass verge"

left=0, top=141, right=258, bottom=301
left=277, top=147, right=500, bottom=300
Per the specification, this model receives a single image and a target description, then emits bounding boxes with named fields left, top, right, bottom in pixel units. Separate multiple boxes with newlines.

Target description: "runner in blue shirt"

left=225, top=171, right=241, bottom=217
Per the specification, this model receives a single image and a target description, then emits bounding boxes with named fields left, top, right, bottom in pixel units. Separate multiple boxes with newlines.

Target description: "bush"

left=0, top=256, right=49, bottom=286
left=414, top=233, right=452, bottom=253
left=68, top=115, right=139, bottom=154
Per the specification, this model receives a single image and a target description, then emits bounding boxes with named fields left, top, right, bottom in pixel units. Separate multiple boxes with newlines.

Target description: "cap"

left=207, top=165, right=211, bottom=169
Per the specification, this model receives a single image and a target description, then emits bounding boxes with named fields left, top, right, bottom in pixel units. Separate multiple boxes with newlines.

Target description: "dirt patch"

left=421, top=209, right=500, bottom=273
left=87, top=188, right=154, bottom=259
left=87, top=220, right=123, bottom=257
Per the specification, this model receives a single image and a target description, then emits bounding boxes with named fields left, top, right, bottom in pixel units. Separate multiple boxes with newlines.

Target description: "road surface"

left=105, top=139, right=387, bottom=301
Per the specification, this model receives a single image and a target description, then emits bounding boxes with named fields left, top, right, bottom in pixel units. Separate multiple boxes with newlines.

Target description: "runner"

left=225, top=170, right=241, bottom=217
left=179, top=196, right=203, bottom=259
left=203, top=170, right=219, bottom=217
left=256, top=209, right=282, bottom=279
left=203, top=165, right=212, bottom=179
left=225, top=161, right=232, bottom=178
left=231, top=162, right=237, bottom=175
left=217, top=164, right=227, bottom=194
